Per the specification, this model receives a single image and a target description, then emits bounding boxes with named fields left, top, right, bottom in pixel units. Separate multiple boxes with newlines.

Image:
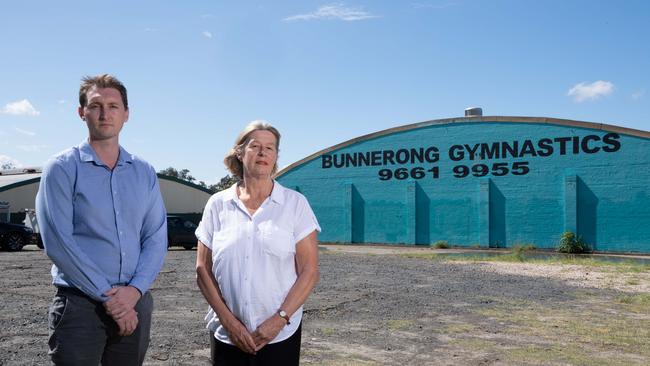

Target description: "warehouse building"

left=276, top=114, right=650, bottom=253
left=0, top=169, right=41, bottom=223
left=0, top=170, right=211, bottom=224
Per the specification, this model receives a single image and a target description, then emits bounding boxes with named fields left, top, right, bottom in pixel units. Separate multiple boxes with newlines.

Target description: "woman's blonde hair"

left=224, top=120, right=281, bottom=179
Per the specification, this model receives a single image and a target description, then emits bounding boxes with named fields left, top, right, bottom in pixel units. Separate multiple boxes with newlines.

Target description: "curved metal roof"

left=0, top=173, right=41, bottom=192
left=275, top=116, right=650, bottom=178
left=0, top=172, right=214, bottom=194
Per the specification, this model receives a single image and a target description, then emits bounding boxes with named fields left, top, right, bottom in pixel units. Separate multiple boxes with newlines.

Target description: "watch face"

left=279, top=310, right=287, bottom=317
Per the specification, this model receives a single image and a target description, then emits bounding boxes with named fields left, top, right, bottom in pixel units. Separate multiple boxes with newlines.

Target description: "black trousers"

left=210, top=323, right=302, bottom=366
left=48, top=286, right=153, bottom=366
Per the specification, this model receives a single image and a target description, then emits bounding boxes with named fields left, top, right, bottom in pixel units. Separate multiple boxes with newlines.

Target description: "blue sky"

left=1, top=0, right=648, bottom=184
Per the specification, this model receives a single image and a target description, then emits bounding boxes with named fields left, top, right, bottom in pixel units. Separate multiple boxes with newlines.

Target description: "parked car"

left=23, top=209, right=43, bottom=249
left=167, top=215, right=198, bottom=250
left=0, top=222, right=34, bottom=251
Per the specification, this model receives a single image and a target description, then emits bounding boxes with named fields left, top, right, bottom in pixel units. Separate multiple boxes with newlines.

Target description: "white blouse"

left=195, top=181, right=321, bottom=344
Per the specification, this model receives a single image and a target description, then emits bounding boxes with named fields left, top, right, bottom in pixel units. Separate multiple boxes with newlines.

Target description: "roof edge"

left=0, top=177, right=42, bottom=193
left=1, top=174, right=215, bottom=195
left=157, top=174, right=214, bottom=194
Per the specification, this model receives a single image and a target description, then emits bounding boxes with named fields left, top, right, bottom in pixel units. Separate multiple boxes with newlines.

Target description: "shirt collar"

left=224, top=183, right=239, bottom=202
left=226, top=180, right=286, bottom=205
left=78, top=140, right=133, bottom=166
left=269, top=180, right=285, bottom=205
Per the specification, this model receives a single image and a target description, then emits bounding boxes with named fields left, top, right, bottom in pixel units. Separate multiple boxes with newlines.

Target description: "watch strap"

left=278, top=310, right=291, bottom=325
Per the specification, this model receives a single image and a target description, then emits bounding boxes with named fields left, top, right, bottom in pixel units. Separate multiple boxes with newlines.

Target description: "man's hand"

left=115, top=308, right=139, bottom=336
left=104, top=285, right=141, bottom=320
left=252, top=314, right=286, bottom=351
left=222, top=317, right=257, bottom=354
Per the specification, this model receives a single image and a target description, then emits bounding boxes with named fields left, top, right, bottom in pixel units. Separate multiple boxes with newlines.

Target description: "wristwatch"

left=278, top=310, right=290, bottom=325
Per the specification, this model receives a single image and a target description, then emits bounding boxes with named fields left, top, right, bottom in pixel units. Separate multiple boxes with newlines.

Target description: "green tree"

left=158, top=167, right=237, bottom=193
left=159, top=167, right=195, bottom=183
left=178, top=168, right=195, bottom=183
left=158, top=167, right=179, bottom=178
left=209, top=175, right=239, bottom=193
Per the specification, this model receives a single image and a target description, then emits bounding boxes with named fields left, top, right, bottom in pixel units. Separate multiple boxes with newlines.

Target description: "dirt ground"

left=1, top=244, right=649, bottom=365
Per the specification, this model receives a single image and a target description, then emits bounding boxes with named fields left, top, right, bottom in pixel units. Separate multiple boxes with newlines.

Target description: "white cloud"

left=58, top=99, right=66, bottom=104
left=412, top=2, right=458, bottom=9
left=631, top=89, right=645, bottom=101
left=144, top=27, right=159, bottom=32
left=17, top=144, right=48, bottom=152
left=1, top=99, right=40, bottom=116
left=0, top=155, right=23, bottom=169
left=201, top=14, right=214, bottom=19
left=284, top=3, right=379, bottom=22
left=567, top=81, right=615, bottom=102
left=14, top=127, right=36, bottom=136
left=202, top=31, right=213, bottom=39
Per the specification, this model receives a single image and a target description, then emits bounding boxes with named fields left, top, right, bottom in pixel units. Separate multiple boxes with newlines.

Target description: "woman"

left=196, top=121, right=320, bottom=365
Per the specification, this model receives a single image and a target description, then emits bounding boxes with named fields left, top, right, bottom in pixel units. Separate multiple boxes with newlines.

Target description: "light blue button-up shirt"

left=36, top=141, right=167, bottom=302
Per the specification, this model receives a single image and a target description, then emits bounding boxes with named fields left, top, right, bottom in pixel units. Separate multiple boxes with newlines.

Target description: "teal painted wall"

left=277, top=119, right=650, bottom=252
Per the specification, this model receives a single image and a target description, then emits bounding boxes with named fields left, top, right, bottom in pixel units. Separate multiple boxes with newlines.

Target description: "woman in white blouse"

left=195, top=121, right=320, bottom=365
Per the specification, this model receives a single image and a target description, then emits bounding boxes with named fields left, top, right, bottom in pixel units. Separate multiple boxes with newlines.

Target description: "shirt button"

left=119, top=231, right=123, bottom=235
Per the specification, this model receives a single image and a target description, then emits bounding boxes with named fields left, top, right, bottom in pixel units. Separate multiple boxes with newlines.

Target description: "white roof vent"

left=465, top=107, right=483, bottom=117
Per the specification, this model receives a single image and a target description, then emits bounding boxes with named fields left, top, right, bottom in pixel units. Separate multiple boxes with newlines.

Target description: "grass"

left=441, top=322, right=478, bottom=334
left=448, top=337, right=499, bottom=350
left=616, top=293, right=650, bottom=311
left=320, top=245, right=649, bottom=365
left=616, top=261, right=650, bottom=273
left=432, top=240, right=450, bottom=249
left=468, top=298, right=650, bottom=365
left=505, top=345, right=632, bottom=366
left=400, top=249, right=650, bottom=273
left=320, top=359, right=379, bottom=366
left=386, top=319, right=414, bottom=330
left=318, top=247, right=649, bottom=364
left=319, top=327, right=336, bottom=336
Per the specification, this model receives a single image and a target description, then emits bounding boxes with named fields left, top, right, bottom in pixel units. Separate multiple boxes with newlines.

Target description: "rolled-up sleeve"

left=293, top=195, right=321, bottom=244
left=36, top=159, right=113, bottom=301
left=195, top=196, right=217, bottom=250
left=129, top=168, right=168, bottom=295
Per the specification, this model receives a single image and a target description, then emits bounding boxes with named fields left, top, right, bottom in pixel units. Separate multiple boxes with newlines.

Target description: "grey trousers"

left=48, top=286, right=153, bottom=366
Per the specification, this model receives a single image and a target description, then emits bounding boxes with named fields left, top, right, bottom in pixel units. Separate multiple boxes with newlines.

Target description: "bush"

left=556, top=232, right=590, bottom=254
left=510, top=244, right=536, bottom=261
left=433, top=240, right=450, bottom=249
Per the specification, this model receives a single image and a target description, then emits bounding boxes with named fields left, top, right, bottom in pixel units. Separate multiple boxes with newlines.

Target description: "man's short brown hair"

left=79, top=74, right=128, bottom=109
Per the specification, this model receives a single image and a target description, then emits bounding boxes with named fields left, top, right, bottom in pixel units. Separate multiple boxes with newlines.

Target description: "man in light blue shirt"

left=36, top=74, right=167, bottom=365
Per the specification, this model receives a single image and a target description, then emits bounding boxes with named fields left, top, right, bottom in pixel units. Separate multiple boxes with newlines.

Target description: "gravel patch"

left=1, top=245, right=648, bottom=365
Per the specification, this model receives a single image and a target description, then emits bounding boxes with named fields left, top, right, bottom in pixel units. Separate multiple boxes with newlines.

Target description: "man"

left=36, top=74, right=167, bottom=365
